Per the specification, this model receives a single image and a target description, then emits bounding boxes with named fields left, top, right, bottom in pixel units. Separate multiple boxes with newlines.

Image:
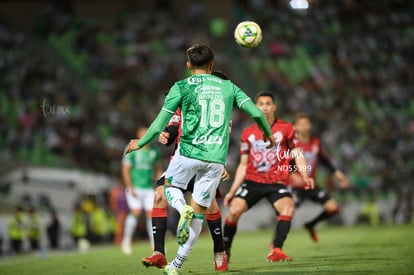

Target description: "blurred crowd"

left=0, top=0, right=413, bottom=221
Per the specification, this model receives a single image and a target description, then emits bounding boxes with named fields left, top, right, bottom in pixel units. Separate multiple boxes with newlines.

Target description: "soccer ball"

left=234, top=21, right=263, bottom=48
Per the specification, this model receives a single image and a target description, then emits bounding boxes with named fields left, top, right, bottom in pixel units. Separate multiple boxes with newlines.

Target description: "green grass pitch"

left=1, top=224, right=413, bottom=274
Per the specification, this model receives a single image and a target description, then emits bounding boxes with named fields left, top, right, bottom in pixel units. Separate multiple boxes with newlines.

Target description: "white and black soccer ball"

left=234, top=21, right=263, bottom=48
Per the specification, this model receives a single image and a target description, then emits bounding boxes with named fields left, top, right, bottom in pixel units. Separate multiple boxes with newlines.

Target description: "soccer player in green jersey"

left=126, top=44, right=275, bottom=274
left=121, top=127, right=163, bottom=255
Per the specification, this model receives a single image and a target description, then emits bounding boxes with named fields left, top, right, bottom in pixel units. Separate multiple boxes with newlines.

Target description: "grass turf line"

left=0, top=224, right=413, bottom=274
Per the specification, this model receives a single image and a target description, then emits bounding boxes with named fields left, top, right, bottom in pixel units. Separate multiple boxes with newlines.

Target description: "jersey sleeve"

left=286, top=124, right=298, bottom=150
left=122, top=146, right=133, bottom=166
left=167, top=108, right=181, bottom=127
left=318, top=140, right=337, bottom=173
left=162, top=83, right=181, bottom=114
left=232, top=84, right=252, bottom=109
left=240, top=128, right=250, bottom=155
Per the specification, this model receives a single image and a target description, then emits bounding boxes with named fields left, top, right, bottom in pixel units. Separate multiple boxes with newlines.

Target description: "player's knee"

left=276, top=198, right=295, bottom=216
left=325, top=199, right=339, bottom=214
left=207, top=200, right=220, bottom=214
left=153, top=187, right=167, bottom=207
left=130, top=210, right=141, bottom=217
left=228, top=202, right=246, bottom=221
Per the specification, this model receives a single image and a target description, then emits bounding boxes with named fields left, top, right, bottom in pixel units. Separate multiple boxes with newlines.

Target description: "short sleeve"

left=240, top=128, right=250, bottom=155
left=286, top=124, right=298, bottom=149
left=122, top=146, right=133, bottom=166
left=167, top=108, right=181, bottom=127
left=162, top=83, right=181, bottom=114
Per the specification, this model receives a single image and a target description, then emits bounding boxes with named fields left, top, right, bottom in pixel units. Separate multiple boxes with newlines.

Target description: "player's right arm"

left=224, top=154, right=249, bottom=207
left=121, top=157, right=137, bottom=197
left=233, top=87, right=275, bottom=148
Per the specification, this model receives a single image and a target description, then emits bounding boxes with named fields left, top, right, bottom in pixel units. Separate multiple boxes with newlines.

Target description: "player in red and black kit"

left=290, top=112, right=349, bottom=242
left=142, top=71, right=230, bottom=272
left=223, top=92, right=314, bottom=262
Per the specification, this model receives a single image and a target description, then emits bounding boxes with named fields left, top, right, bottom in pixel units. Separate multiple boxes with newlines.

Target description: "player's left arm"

left=126, top=111, right=173, bottom=154
left=319, top=147, right=349, bottom=188
left=126, top=84, right=181, bottom=154
left=292, top=149, right=314, bottom=190
left=288, top=127, right=314, bottom=189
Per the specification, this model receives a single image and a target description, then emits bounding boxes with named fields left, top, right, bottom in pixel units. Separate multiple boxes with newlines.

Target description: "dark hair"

left=255, top=91, right=275, bottom=103
left=212, top=70, right=229, bottom=80
left=294, top=112, right=311, bottom=123
left=186, top=44, right=214, bottom=68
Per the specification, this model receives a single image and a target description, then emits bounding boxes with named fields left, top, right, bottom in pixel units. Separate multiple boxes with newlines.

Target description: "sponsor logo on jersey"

left=192, top=129, right=223, bottom=145
left=240, top=142, right=249, bottom=151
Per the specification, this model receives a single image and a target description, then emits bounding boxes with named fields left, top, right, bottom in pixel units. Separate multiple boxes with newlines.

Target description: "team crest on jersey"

left=273, top=131, right=283, bottom=143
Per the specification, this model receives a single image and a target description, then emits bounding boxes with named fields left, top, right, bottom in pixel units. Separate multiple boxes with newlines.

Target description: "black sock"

left=152, top=216, right=167, bottom=254
left=273, top=216, right=291, bottom=249
left=223, top=218, right=238, bottom=253
left=307, top=209, right=339, bottom=228
left=207, top=217, right=224, bottom=253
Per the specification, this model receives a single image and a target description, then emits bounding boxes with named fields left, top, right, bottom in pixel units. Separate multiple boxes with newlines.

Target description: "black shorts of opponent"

left=291, top=185, right=331, bottom=207
left=234, top=180, right=292, bottom=209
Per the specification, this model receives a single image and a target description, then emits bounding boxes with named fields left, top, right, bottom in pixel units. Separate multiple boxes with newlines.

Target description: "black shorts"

left=234, top=180, right=292, bottom=209
left=155, top=174, right=222, bottom=198
left=291, top=186, right=331, bottom=207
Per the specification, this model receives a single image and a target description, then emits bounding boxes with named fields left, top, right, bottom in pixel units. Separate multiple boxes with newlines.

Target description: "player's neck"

left=298, top=133, right=310, bottom=143
left=191, top=69, right=210, bottom=75
left=266, top=115, right=276, bottom=126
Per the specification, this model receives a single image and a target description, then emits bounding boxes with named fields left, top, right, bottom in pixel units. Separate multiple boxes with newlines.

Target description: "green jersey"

left=162, top=74, right=251, bottom=164
left=122, top=146, right=160, bottom=189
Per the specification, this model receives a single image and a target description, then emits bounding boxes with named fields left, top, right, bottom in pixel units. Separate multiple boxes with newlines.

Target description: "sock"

left=171, top=213, right=205, bottom=269
left=165, top=187, right=186, bottom=214
left=152, top=208, right=167, bottom=254
left=307, top=208, right=339, bottom=228
left=223, top=217, right=238, bottom=253
left=273, top=215, right=292, bottom=249
left=123, top=213, right=137, bottom=244
left=206, top=210, right=224, bottom=253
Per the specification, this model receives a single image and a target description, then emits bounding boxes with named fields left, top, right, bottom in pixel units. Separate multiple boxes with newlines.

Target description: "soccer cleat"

left=224, top=248, right=231, bottom=262
left=176, top=205, right=194, bottom=245
left=214, top=251, right=229, bottom=272
left=266, top=248, right=292, bottom=262
left=121, top=240, right=132, bottom=255
left=304, top=223, right=319, bottom=243
left=142, top=252, right=168, bottom=268
left=164, top=264, right=181, bottom=275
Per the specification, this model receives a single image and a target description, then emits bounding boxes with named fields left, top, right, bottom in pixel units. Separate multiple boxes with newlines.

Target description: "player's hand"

left=334, top=170, right=349, bottom=189
left=125, top=139, right=139, bottom=154
left=158, top=131, right=170, bottom=145
left=303, top=177, right=315, bottom=190
left=223, top=192, right=234, bottom=207
left=289, top=172, right=304, bottom=188
left=127, top=188, right=137, bottom=198
left=264, top=134, right=276, bottom=149
left=221, top=168, right=230, bottom=182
